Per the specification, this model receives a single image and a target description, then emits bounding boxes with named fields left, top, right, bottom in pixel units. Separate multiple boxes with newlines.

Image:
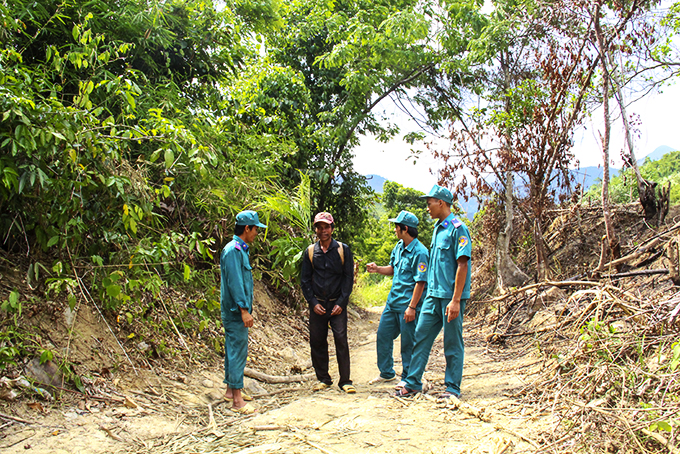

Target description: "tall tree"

left=423, top=0, right=595, bottom=285
left=264, top=0, right=444, bottom=238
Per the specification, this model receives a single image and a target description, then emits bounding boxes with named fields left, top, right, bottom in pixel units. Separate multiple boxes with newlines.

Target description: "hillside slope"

left=1, top=204, right=680, bottom=453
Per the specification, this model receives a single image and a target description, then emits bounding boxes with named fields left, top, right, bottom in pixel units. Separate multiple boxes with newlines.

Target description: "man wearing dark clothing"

left=301, top=212, right=356, bottom=393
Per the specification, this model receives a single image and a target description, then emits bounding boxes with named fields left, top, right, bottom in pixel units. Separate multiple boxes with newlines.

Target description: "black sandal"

left=394, top=387, right=418, bottom=397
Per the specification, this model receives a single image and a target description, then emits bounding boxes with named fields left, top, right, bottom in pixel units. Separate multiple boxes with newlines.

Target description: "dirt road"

left=1, top=307, right=550, bottom=453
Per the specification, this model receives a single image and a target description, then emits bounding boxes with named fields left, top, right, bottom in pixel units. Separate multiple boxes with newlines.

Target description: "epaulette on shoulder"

left=234, top=243, right=241, bottom=251
left=452, top=218, right=463, bottom=228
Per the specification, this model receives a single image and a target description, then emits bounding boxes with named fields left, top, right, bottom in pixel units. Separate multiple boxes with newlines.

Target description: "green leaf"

left=51, top=131, right=66, bottom=141
left=47, top=236, right=60, bottom=248
left=657, top=421, right=672, bottom=432
left=125, top=91, right=136, bottom=109
left=39, top=349, right=53, bottom=364
left=106, top=284, right=121, bottom=298
left=183, top=264, right=191, bottom=281
left=68, top=294, right=77, bottom=311
left=164, top=149, right=174, bottom=169
left=73, top=375, right=85, bottom=393
left=150, top=149, right=161, bottom=163
left=9, top=291, right=19, bottom=307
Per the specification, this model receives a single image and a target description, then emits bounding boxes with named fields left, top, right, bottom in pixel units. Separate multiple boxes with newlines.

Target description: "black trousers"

left=309, top=308, right=352, bottom=387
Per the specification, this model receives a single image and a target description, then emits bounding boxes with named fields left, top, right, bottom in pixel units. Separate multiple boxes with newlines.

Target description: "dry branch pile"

left=469, top=207, right=680, bottom=452
left=508, top=287, right=680, bottom=453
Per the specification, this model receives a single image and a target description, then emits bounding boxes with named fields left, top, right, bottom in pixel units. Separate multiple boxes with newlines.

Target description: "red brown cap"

left=313, top=212, right=334, bottom=225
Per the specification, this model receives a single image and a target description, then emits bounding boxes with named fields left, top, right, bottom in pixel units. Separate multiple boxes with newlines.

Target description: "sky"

left=352, top=1, right=680, bottom=194
left=352, top=73, right=680, bottom=195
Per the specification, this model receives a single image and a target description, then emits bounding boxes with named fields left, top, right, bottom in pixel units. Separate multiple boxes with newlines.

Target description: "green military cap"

left=388, top=210, right=419, bottom=228
left=235, top=210, right=267, bottom=228
left=420, top=184, right=453, bottom=204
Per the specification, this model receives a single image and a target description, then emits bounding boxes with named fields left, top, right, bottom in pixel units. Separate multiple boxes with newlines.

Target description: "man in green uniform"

left=395, top=185, right=472, bottom=399
left=220, top=210, right=266, bottom=414
left=366, top=211, right=428, bottom=388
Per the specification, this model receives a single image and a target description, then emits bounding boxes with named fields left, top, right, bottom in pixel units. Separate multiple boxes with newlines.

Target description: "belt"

left=315, top=296, right=338, bottom=302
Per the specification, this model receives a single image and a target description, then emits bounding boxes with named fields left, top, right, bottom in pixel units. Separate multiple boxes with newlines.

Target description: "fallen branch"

left=601, top=237, right=661, bottom=269
left=99, top=425, right=126, bottom=442
left=641, top=428, right=680, bottom=454
left=0, top=412, right=33, bottom=424
left=446, top=396, right=490, bottom=422
left=244, top=367, right=315, bottom=384
left=252, top=386, right=302, bottom=398
left=494, top=424, right=539, bottom=449
left=604, top=269, right=669, bottom=279
left=478, top=280, right=601, bottom=303
left=252, top=425, right=287, bottom=431
left=293, top=432, right=336, bottom=454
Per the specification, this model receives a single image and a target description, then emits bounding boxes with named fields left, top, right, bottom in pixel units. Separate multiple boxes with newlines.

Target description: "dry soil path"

left=1, top=306, right=551, bottom=454
left=238, top=306, right=550, bottom=454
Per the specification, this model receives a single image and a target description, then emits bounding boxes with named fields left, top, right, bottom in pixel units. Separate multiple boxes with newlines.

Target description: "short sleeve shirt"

left=220, top=235, right=254, bottom=318
left=385, top=238, right=429, bottom=311
left=427, top=213, right=472, bottom=300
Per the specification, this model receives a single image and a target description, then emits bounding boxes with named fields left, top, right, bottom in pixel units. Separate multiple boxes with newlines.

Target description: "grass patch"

left=351, top=272, right=392, bottom=308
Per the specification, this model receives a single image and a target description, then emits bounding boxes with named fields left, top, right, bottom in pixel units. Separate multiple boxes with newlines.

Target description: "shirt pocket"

left=437, top=235, right=452, bottom=250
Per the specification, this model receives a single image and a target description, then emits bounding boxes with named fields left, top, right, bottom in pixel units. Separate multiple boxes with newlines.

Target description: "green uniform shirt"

left=426, top=213, right=472, bottom=301
left=220, top=235, right=253, bottom=317
left=385, top=238, right=429, bottom=312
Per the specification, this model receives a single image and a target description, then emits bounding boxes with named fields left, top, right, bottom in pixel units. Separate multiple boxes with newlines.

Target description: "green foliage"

left=263, top=0, right=446, bottom=237
left=351, top=272, right=392, bottom=308
left=355, top=211, right=399, bottom=266
left=382, top=180, right=433, bottom=246
left=259, top=172, right=314, bottom=292
left=0, top=291, right=30, bottom=369
left=0, top=330, right=23, bottom=369
left=584, top=151, right=680, bottom=204
left=0, top=291, right=21, bottom=315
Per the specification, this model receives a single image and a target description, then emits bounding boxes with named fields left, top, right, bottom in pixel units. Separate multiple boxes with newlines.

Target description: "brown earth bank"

left=1, top=203, right=680, bottom=453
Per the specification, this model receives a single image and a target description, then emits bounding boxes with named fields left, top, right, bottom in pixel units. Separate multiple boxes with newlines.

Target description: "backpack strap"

left=307, top=244, right=315, bottom=265
left=337, top=242, right=344, bottom=265
left=307, top=242, right=345, bottom=266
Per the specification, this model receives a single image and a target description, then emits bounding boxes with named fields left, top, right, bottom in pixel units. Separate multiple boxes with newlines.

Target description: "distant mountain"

left=457, top=198, right=479, bottom=221
left=570, top=166, right=620, bottom=191
left=366, top=174, right=387, bottom=193
left=366, top=145, right=676, bottom=218
left=570, top=145, right=676, bottom=191
left=639, top=145, right=676, bottom=164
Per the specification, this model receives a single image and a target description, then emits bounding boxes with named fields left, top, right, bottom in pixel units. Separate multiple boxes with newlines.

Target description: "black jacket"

left=300, top=239, right=354, bottom=311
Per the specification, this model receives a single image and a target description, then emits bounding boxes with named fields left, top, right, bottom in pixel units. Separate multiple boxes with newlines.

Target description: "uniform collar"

left=435, top=213, right=456, bottom=230
left=403, top=238, right=417, bottom=252
left=233, top=235, right=249, bottom=251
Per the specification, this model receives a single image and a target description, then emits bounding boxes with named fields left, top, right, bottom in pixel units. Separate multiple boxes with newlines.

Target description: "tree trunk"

left=606, top=19, right=662, bottom=224
left=594, top=3, right=621, bottom=270
left=534, top=218, right=549, bottom=281
left=495, top=53, right=530, bottom=291
left=658, top=182, right=671, bottom=224
left=496, top=171, right=530, bottom=290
